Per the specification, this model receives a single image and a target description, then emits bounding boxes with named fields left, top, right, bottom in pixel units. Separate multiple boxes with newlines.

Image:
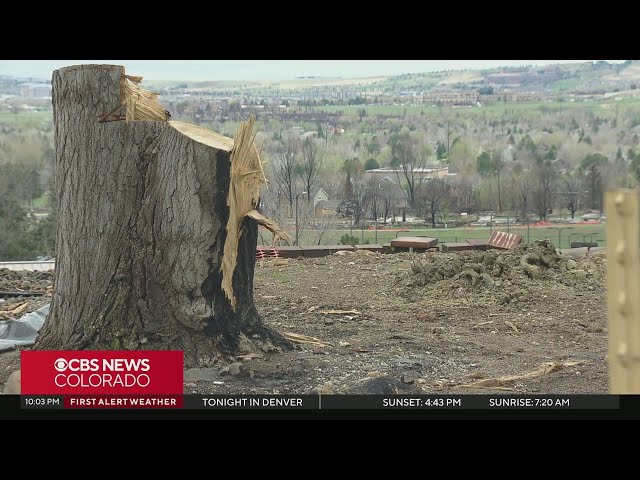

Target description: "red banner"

left=21, top=351, right=183, bottom=395
left=64, top=395, right=183, bottom=408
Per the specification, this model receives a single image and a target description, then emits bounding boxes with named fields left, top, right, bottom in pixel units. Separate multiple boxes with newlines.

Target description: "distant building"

left=423, top=91, right=478, bottom=106
left=364, top=166, right=450, bottom=184
left=313, top=188, right=338, bottom=216
left=422, top=90, right=540, bottom=106
left=313, top=188, right=329, bottom=209
left=19, top=83, right=52, bottom=98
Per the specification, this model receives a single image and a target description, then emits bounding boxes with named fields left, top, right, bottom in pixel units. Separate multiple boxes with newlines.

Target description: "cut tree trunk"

left=36, top=65, right=288, bottom=366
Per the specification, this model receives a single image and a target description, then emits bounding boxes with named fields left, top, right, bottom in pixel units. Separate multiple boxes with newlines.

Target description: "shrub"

left=340, top=234, right=361, bottom=246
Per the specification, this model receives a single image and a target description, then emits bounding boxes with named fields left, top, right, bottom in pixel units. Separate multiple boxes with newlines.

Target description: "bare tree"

left=512, top=164, right=531, bottom=222
left=389, top=131, right=429, bottom=208
left=580, top=153, right=607, bottom=211
left=308, top=213, right=338, bottom=246
left=362, top=190, right=388, bottom=224
left=451, top=175, right=477, bottom=214
left=299, top=138, right=322, bottom=203
left=420, top=178, right=451, bottom=228
left=532, top=159, right=555, bottom=220
left=271, top=137, right=300, bottom=215
left=291, top=201, right=315, bottom=246
left=559, top=172, right=582, bottom=219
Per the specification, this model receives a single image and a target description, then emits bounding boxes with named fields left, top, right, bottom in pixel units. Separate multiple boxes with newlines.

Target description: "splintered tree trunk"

left=36, top=65, right=287, bottom=365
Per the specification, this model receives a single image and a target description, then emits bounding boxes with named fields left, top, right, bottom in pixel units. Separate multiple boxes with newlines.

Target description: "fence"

left=278, top=223, right=606, bottom=250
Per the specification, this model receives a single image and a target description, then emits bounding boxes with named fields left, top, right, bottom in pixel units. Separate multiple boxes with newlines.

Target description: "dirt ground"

left=0, top=242, right=609, bottom=395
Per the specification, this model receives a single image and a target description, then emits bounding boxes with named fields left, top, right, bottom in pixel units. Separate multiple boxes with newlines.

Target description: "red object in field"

left=64, top=395, right=182, bottom=409
left=487, top=231, right=522, bottom=250
left=390, top=237, right=438, bottom=249
left=256, top=246, right=282, bottom=260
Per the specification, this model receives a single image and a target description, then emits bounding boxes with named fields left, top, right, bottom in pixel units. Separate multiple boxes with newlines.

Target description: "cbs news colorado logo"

left=52, top=356, right=151, bottom=388
left=20, top=351, right=184, bottom=394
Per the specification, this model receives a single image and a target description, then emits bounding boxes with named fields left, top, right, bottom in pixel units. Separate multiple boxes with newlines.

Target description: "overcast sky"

left=0, top=60, right=625, bottom=82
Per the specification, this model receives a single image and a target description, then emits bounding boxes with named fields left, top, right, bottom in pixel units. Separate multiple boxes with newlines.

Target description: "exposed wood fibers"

left=221, top=116, right=291, bottom=309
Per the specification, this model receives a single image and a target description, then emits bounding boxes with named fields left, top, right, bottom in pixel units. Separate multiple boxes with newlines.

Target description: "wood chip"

left=505, top=320, right=520, bottom=333
left=318, top=309, right=362, bottom=315
left=284, top=332, right=333, bottom=348
left=472, top=320, right=493, bottom=328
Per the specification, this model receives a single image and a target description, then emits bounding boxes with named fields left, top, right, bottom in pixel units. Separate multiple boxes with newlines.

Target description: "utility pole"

left=295, top=191, right=307, bottom=246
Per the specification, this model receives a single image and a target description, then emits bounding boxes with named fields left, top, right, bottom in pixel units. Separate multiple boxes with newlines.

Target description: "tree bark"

left=36, top=65, right=287, bottom=366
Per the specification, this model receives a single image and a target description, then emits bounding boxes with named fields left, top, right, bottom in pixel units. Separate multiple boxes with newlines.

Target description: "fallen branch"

left=245, top=210, right=292, bottom=245
left=284, top=332, right=333, bottom=348
left=473, top=320, right=493, bottom=328
left=319, top=309, right=362, bottom=315
left=0, top=302, right=28, bottom=317
left=455, top=361, right=584, bottom=390
left=11, top=302, right=29, bottom=315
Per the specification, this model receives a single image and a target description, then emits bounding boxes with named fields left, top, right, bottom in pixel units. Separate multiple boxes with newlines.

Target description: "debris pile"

left=0, top=270, right=53, bottom=320
left=404, top=240, right=605, bottom=294
left=0, top=269, right=53, bottom=295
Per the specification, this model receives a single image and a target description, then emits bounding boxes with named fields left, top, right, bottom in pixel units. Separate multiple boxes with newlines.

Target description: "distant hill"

left=2, top=61, right=636, bottom=99
left=368, top=61, right=640, bottom=95
left=143, top=61, right=638, bottom=97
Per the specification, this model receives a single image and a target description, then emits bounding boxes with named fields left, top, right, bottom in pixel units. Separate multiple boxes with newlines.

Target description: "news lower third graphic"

left=16, top=351, right=621, bottom=411
left=19, top=394, right=620, bottom=410
left=19, top=350, right=184, bottom=408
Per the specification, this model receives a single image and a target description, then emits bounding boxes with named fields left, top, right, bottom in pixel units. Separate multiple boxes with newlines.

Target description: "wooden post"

left=605, top=189, right=640, bottom=393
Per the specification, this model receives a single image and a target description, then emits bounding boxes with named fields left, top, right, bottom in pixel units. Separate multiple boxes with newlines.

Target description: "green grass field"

left=314, top=98, right=640, bottom=119
left=0, top=111, right=52, bottom=129
left=272, top=223, right=606, bottom=250
left=32, top=196, right=49, bottom=207
left=549, top=78, right=581, bottom=91
left=315, top=105, right=437, bottom=116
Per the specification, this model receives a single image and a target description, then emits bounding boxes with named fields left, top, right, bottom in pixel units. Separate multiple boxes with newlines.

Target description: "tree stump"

left=36, top=65, right=288, bottom=365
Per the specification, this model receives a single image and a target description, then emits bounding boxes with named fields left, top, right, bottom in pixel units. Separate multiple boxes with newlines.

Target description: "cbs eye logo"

left=54, top=358, right=69, bottom=372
